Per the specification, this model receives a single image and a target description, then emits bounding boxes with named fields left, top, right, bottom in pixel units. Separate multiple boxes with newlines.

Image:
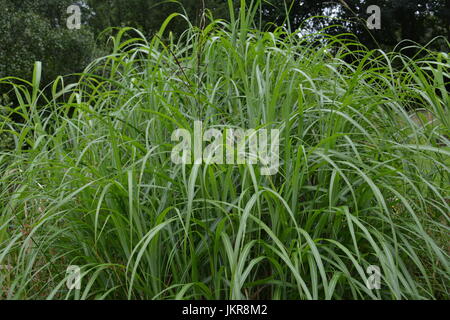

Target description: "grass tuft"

left=0, top=4, right=449, bottom=299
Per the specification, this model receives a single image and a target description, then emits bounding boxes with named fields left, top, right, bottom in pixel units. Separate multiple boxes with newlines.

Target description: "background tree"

left=1, top=0, right=448, bottom=94
left=257, top=0, right=449, bottom=51
left=84, top=0, right=232, bottom=37
left=0, top=0, right=96, bottom=95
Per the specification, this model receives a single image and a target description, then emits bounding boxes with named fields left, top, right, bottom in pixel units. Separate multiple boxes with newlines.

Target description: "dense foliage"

left=1, top=0, right=449, bottom=97
left=0, top=0, right=96, bottom=92
left=0, top=2, right=448, bottom=299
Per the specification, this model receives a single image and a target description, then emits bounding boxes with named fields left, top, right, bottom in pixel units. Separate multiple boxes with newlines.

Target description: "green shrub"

left=0, top=0, right=96, bottom=95
left=0, top=3, right=448, bottom=299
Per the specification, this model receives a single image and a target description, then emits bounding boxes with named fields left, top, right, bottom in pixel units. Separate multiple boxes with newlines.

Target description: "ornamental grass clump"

left=0, top=2, right=448, bottom=299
